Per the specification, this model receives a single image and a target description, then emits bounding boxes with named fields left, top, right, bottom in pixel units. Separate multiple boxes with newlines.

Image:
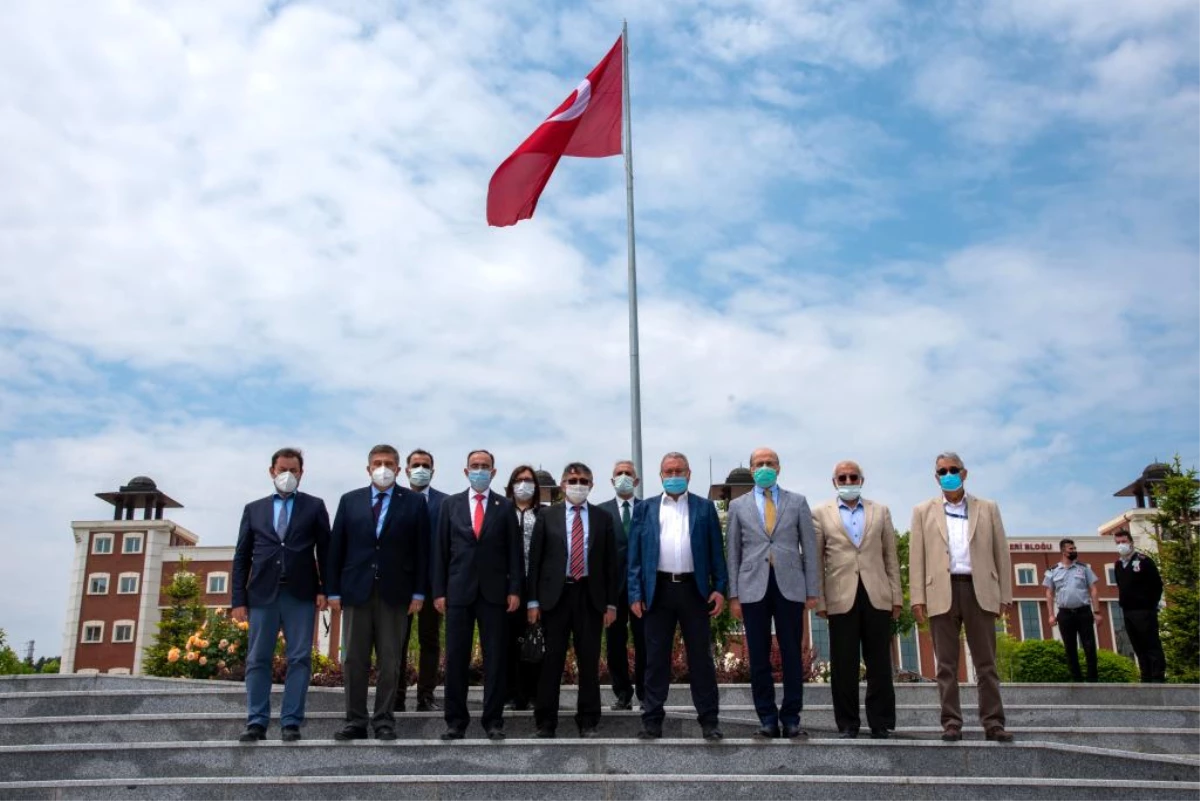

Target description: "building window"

left=1015, top=564, right=1036, bottom=586
left=809, top=612, right=830, bottom=662
left=1018, top=601, right=1043, bottom=640
left=87, top=573, right=110, bottom=595
left=117, top=573, right=140, bottom=594
left=1106, top=565, right=1117, bottom=586
left=122, top=534, right=144, bottom=554
left=81, top=622, right=104, bottom=644
left=897, top=627, right=919, bottom=672
left=206, top=573, right=228, bottom=595
left=92, top=535, right=114, bottom=555
left=112, top=621, right=135, bottom=643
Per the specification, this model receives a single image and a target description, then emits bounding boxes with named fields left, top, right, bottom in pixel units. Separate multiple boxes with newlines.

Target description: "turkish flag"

left=487, top=36, right=623, bottom=227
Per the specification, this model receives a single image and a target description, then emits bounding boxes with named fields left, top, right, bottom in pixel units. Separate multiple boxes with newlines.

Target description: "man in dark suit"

left=232, top=447, right=331, bottom=743
left=326, top=444, right=430, bottom=741
left=399, top=448, right=448, bottom=712
left=526, top=462, right=619, bottom=737
left=628, top=451, right=728, bottom=740
left=432, top=449, right=522, bottom=741
left=597, top=459, right=644, bottom=710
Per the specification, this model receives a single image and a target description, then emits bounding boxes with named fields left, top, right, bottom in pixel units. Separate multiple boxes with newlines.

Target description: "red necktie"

left=569, top=506, right=585, bottom=579
left=473, top=494, right=485, bottom=538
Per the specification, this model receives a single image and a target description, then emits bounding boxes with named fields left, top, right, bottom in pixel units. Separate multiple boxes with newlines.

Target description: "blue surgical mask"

left=939, top=472, right=963, bottom=492
left=408, top=467, right=432, bottom=488
left=613, top=474, right=636, bottom=496
left=837, top=484, right=862, bottom=502
left=753, top=467, right=777, bottom=489
left=468, top=469, right=493, bottom=493
left=662, top=476, right=688, bottom=495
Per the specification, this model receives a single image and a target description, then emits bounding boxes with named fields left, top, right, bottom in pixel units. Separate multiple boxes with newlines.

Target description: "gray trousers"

left=929, top=576, right=1005, bottom=732
left=342, top=586, right=410, bottom=730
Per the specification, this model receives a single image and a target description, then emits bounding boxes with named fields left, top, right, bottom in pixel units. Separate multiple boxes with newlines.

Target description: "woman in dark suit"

left=504, top=464, right=542, bottom=709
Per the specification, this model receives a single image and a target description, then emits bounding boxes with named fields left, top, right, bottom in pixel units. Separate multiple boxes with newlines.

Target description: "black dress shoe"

left=281, top=726, right=302, bottom=742
left=838, top=729, right=859, bottom=739
left=535, top=727, right=556, bottom=738
left=941, top=726, right=962, bottom=742
left=440, top=728, right=465, bottom=741
left=985, top=727, right=1015, bottom=743
left=702, top=725, right=724, bottom=741
left=374, top=727, right=397, bottom=741
left=333, top=725, right=369, bottom=741
left=637, top=726, right=662, bottom=740
left=237, top=724, right=266, bottom=743
left=416, top=695, right=442, bottom=712
left=782, top=724, right=809, bottom=740
left=870, top=729, right=890, bottom=740
left=578, top=726, right=599, bottom=738
left=610, top=696, right=633, bottom=711
left=754, top=724, right=779, bottom=739
left=486, top=728, right=506, bottom=741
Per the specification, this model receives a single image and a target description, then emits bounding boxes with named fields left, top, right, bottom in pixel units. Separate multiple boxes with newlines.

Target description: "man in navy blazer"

left=326, top=444, right=430, bottom=741
left=432, top=449, right=522, bottom=740
left=628, top=451, right=728, bottom=740
left=399, top=448, right=449, bottom=712
left=231, top=447, right=331, bottom=743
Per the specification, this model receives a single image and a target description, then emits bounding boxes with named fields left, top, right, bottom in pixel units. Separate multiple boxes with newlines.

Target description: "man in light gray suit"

left=727, top=447, right=820, bottom=738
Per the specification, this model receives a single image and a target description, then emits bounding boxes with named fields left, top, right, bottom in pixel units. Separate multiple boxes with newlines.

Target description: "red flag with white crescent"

left=487, top=36, right=623, bottom=227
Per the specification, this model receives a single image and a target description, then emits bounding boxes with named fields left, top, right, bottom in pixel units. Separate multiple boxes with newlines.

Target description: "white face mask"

left=613, top=474, right=636, bottom=497
left=273, top=471, right=298, bottom=495
left=371, top=466, right=396, bottom=489
left=564, top=484, right=591, bottom=505
left=408, top=467, right=432, bottom=488
left=1117, top=542, right=1133, bottom=557
left=513, top=481, right=536, bottom=501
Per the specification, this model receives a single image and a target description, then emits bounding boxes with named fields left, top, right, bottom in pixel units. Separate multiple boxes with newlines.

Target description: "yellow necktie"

left=764, top=490, right=777, bottom=536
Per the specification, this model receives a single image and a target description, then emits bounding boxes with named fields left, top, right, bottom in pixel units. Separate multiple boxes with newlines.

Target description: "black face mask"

left=1067, top=552, right=1079, bottom=561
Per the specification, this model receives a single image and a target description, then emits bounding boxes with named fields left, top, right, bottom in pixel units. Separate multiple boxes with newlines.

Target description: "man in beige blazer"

left=813, top=460, right=902, bottom=739
left=910, top=451, right=1014, bottom=743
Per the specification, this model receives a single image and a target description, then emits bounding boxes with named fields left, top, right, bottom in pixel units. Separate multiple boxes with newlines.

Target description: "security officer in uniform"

left=1113, top=530, right=1166, bottom=682
left=1043, top=538, right=1101, bottom=682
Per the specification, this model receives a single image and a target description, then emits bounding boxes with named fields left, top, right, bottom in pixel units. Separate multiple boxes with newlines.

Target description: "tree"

left=0, top=629, right=32, bottom=676
left=143, top=557, right=208, bottom=677
left=891, top=531, right=916, bottom=636
left=1151, top=457, right=1199, bottom=683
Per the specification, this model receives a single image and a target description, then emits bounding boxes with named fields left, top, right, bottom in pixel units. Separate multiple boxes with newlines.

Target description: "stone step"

left=0, top=740, right=1195, bottom=785
left=0, top=774, right=1197, bottom=800
left=7, top=705, right=1200, bottom=748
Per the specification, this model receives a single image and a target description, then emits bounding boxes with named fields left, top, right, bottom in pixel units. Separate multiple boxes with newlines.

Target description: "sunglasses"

left=564, top=478, right=592, bottom=486
left=936, top=466, right=963, bottom=476
left=835, top=473, right=860, bottom=484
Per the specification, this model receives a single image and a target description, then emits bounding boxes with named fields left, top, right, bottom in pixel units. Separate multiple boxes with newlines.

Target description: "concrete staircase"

left=0, top=675, right=1196, bottom=799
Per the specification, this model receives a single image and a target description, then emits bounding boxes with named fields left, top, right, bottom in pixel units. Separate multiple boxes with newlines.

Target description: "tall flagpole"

left=622, top=20, right=645, bottom=498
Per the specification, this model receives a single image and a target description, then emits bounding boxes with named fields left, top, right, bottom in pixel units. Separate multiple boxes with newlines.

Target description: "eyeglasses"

left=834, top=473, right=860, bottom=484
left=564, top=478, right=592, bottom=486
left=936, top=466, right=963, bottom=476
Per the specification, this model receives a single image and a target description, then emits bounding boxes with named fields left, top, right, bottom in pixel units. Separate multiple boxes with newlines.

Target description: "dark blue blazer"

left=232, top=491, right=331, bottom=609
left=627, top=492, right=729, bottom=610
left=326, top=485, right=430, bottom=608
left=422, top=487, right=448, bottom=541
left=432, top=489, right=522, bottom=606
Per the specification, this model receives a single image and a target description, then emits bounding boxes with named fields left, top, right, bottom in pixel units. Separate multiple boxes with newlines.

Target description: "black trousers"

left=506, top=607, right=541, bottom=705
left=401, top=601, right=442, bottom=701
left=828, top=581, right=896, bottom=733
left=443, top=596, right=507, bottom=733
left=1123, top=609, right=1166, bottom=682
left=1058, top=606, right=1098, bottom=682
left=642, top=575, right=719, bottom=728
left=536, top=580, right=603, bottom=731
left=607, top=593, right=645, bottom=702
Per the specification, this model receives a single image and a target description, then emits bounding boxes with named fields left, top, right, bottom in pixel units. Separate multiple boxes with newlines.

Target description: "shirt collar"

left=754, top=484, right=776, bottom=499
left=663, top=492, right=687, bottom=507
left=944, top=497, right=966, bottom=512
left=838, top=498, right=862, bottom=511
left=372, top=486, right=392, bottom=499
left=273, top=492, right=293, bottom=502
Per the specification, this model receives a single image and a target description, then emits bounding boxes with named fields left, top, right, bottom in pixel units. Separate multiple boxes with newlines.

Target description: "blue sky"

left=0, top=0, right=1196, bottom=657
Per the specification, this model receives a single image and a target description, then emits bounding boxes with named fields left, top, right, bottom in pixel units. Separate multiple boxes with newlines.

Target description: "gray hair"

left=935, top=451, right=965, bottom=468
left=660, top=451, right=690, bottom=470
left=833, top=460, right=863, bottom=478
left=612, top=459, right=637, bottom=475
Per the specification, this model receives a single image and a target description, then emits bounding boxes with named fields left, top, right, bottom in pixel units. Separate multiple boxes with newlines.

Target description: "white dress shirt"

left=658, top=493, right=694, bottom=573
left=945, top=498, right=972, bottom=575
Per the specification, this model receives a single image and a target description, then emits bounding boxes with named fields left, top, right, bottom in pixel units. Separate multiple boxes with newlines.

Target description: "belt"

left=1059, top=605, right=1090, bottom=612
left=950, top=574, right=973, bottom=582
left=564, top=576, right=588, bottom=585
left=657, top=571, right=694, bottom=583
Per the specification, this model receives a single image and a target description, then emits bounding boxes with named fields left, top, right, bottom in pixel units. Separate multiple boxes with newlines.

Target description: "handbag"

left=519, top=622, right=546, bottom=663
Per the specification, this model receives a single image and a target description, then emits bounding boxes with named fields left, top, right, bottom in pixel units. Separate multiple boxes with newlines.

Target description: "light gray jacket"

left=726, top=487, right=819, bottom=604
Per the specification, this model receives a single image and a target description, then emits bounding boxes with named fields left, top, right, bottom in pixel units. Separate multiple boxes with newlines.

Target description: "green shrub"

left=1011, top=639, right=1071, bottom=682
left=1096, top=649, right=1139, bottom=683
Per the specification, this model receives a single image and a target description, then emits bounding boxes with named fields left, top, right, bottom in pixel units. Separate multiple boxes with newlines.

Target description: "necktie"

left=473, top=494, right=486, bottom=538
left=372, top=492, right=384, bottom=527
left=764, top=490, right=777, bottom=536
left=621, top=501, right=631, bottom=533
left=569, top=506, right=585, bottom=579
left=275, top=497, right=290, bottom=540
